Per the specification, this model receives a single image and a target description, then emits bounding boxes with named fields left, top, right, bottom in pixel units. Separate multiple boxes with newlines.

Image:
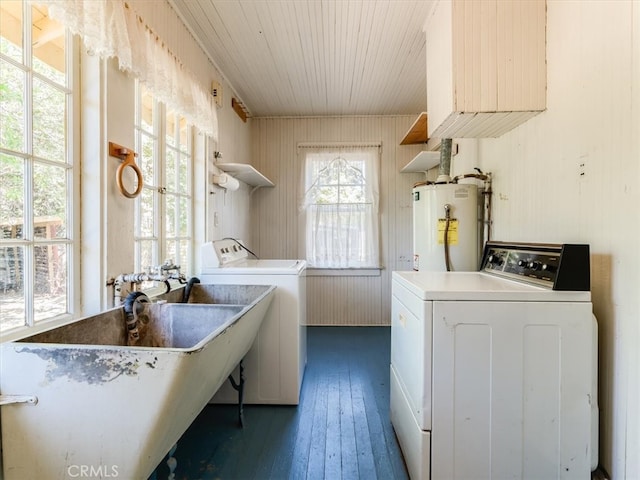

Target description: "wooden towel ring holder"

left=109, top=141, right=143, bottom=198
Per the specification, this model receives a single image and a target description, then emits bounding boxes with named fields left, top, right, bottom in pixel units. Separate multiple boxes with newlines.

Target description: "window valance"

left=35, top=0, right=218, bottom=141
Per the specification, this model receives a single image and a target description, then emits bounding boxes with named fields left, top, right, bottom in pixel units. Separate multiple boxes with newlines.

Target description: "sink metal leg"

left=227, top=359, right=245, bottom=428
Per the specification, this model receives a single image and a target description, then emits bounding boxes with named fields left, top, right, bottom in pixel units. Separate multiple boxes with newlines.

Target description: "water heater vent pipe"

left=436, top=138, right=453, bottom=183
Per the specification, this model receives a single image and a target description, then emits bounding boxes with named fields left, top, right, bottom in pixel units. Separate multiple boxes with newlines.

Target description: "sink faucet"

left=159, top=259, right=185, bottom=277
left=110, top=261, right=187, bottom=306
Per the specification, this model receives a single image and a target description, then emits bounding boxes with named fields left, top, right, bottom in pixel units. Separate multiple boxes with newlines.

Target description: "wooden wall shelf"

left=400, top=112, right=428, bottom=145
left=231, top=98, right=248, bottom=122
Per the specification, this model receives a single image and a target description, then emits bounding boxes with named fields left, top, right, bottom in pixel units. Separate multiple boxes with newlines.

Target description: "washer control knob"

left=487, top=253, right=502, bottom=266
left=517, top=260, right=528, bottom=267
left=528, top=261, right=542, bottom=271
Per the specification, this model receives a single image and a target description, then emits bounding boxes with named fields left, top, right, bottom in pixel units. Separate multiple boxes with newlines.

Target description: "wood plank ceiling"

left=169, top=0, right=434, bottom=117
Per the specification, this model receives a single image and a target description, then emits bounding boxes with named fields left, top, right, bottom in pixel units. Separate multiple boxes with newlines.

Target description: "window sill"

left=0, top=313, right=75, bottom=343
left=306, top=267, right=382, bottom=277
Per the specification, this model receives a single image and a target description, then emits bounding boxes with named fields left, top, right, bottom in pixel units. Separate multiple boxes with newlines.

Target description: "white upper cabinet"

left=425, top=0, right=546, bottom=139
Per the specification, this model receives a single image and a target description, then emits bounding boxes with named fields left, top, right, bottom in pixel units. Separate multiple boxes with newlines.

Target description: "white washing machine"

left=391, top=241, right=599, bottom=479
left=200, top=239, right=306, bottom=405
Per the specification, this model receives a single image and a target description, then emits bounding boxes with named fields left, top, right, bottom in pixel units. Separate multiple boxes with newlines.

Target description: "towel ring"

left=110, top=142, right=143, bottom=198
left=116, top=158, right=143, bottom=198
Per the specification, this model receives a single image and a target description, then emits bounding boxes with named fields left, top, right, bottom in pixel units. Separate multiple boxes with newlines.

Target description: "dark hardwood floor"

left=150, top=326, right=409, bottom=480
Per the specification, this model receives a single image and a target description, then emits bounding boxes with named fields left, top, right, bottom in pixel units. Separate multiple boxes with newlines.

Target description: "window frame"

left=133, top=81, right=194, bottom=278
left=300, top=145, right=381, bottom=271
left=0, top=2, right=80, bottom=341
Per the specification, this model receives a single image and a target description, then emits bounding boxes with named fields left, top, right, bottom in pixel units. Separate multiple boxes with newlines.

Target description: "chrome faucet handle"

left=160, top=259, right=180, bottom=272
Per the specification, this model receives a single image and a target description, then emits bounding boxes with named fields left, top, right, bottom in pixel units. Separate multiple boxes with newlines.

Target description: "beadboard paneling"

left=170, top=1, right=433, bottom=116
left=476, top=1, right=640, bottom=478
left=251, top=116, right=425, bottom=325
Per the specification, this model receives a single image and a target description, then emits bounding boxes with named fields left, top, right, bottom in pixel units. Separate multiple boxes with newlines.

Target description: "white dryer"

left=200, top=239, right=306, bottom=405
left=391, top=241, right=598, bottom=479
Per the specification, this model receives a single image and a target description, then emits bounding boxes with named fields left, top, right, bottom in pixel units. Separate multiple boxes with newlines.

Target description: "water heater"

left=413, top=183, right=481, bottom=271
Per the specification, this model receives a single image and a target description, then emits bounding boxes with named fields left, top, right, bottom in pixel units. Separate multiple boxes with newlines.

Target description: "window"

left=134, top=82, right=193, bottom=275
left=301, top=145, right=380, bottom=268
left=0, top=1, right=77, bottom=335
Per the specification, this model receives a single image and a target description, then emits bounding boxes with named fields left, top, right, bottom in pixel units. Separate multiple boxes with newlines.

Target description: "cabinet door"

left=494, top=0, right=546, bottom=111
left=425, top=0, right=546, bottom=138
left=425, top=0, right=454, bottom=137
left=451, top=0, right=499, bottom=113
left=431, top=300, right=595, bottom=480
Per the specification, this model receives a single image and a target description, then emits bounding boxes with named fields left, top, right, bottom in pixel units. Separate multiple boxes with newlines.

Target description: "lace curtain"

left=300, top=145, right=380, bottom=268
left=36, top=0, right=218, bottom=140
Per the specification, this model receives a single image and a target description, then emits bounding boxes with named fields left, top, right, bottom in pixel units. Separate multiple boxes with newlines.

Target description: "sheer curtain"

left=300, top=145, right=380, bottom=268
left=36, top=0, right=218, bottom=140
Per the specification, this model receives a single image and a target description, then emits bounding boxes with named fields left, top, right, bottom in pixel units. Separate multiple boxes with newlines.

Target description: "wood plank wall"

left=250, top=116, right=425, bottom=326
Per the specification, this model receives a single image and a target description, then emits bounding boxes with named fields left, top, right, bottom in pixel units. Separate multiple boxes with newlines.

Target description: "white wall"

left=250, top=116, right=427, bottom=325
left=475, top=1, right=640, bottom=477
left=206, top=116, right=253, bottom=247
